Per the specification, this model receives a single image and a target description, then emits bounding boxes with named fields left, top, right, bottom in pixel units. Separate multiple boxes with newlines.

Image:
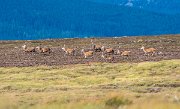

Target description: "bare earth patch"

left=0, top=35, right=179, bottom=67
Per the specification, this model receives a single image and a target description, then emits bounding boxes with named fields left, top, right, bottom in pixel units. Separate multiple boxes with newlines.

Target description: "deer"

left=101, top=46, right=114, bottom=54
left=36, top=46, right=51, bottom=54
left=81, top=49, right=94, bottom=58
left=62, top=44, right=75, bottom=56
left=119, top=50, right=131, bottom=56
left=22, top=45, right=35, bottom=52
left=91, top=39, right=102, bottom=52
left=140, top=46, right=156, bottom=56
left=137, top=39, right=143, bottom=43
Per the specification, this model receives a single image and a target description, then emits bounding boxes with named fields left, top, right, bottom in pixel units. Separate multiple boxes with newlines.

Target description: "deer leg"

left=73, top=51, right=75, bottom=56
left=64, top=52, right=67, bottom=57
left=144, top=52, right=147, bottom=56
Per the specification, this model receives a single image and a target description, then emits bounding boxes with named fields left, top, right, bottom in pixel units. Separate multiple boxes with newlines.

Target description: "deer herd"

left=21, top=39, right=157, bottom=61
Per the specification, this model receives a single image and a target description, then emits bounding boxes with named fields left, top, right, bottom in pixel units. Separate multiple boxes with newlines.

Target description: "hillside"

left=0, top=35, right=179, bottom=67
left=0, top=35, right=179, bottom=109
left=0, top=0, right=180, bottom=40
left=88, top=0, right=180, bottom=14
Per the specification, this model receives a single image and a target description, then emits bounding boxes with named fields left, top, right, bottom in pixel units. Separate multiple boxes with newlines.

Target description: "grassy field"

left=0, top=60, right=180, bottom=109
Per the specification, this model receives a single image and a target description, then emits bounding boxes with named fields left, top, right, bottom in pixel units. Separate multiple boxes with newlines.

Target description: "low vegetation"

left=0, top=60, right=179, bottom=109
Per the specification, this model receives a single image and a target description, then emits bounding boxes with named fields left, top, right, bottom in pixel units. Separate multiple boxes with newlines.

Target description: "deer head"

left=140, top=46, right=145, bottom=50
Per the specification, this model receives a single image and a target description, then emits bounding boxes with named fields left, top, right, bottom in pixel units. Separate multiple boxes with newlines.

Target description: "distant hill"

left=0, top=0, right=180, bottom=40
left=88, top=0, right=180, bottom=14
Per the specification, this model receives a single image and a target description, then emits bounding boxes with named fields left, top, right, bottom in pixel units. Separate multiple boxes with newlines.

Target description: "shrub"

left=105, top=96, right=132, bottom=108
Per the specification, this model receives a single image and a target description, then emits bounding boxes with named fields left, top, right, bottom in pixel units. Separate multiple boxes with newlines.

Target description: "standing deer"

left=36, top=46, right=51, bottom=54
left=62, top=44, right=75, bottom=56
left=22, top=45, right=35, bottom=52
left=91, top=39, right=102, bottom=52
left=101, top=46, right=114, bottom=54
left=140, top=46, right=156, bottom=56
left=81, top=49, right=94, bottom=58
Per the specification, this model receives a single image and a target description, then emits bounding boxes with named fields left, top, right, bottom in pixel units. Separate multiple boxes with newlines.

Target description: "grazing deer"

left=81, top=49, right=93, bottom=58
left=62, top=44, right=75, bottom=55
left=140, top=46, right=156, bottom=55
left=91, top=39, right=102, bottom=52
left=101, top=46, right=114, bottom=54
left=22, top=45, right=35, bottom=52
left=137, top=39, right=143, bottom=43
left=121, top=51, right=131, bottom=56
left=36, top=46, right=51, bottom=54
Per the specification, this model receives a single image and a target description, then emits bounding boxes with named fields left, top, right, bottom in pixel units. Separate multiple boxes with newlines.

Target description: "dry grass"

left=0, top=60, right=179, bottom=109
